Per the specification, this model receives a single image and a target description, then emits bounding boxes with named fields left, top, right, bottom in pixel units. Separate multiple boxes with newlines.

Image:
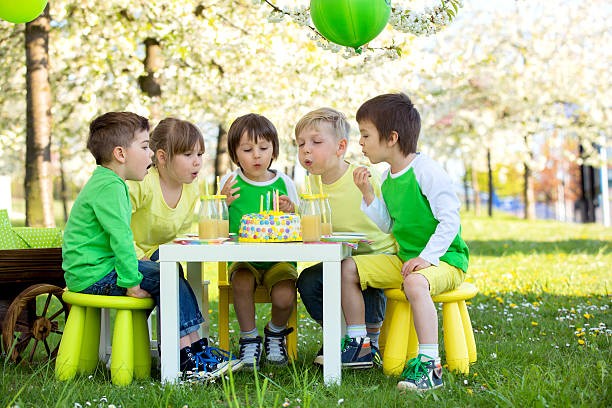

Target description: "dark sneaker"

left=371, top=344, right=382, bottom=367
left=396, top=354, right=443, bottom=391
left=236, top=336, right=263, bottom=371
left=263, top=325, right=294, bottom=366
left=313, top=346, right=323, bottom=366
left=191, top=338, right=241, bottom=373
left=180, top=346, right=233, bottom=380
left=341, top=335, right=373, bottom=369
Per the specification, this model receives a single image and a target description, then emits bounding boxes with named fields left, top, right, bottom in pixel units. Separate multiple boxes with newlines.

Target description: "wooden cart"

left=0, top=248, right=69, bottom=363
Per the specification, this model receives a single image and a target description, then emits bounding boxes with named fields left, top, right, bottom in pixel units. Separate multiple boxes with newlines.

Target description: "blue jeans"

left=296, top=262, right=386, bottom=324
left=80, top=258, right=204, bottom=337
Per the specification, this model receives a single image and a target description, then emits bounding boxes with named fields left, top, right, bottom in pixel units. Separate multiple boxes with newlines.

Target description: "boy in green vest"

left=294, top=107, right=397, bottom=368
left=341, top=93, right=469, bottom=391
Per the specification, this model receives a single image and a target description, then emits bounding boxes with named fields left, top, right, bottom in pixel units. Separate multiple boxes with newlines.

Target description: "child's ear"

left=156, top=149, right=167, bottom=166
left=387, top=131, right=399, bottom=147
left=113, top=146, right=127, bottom=163
left=336, top=138, right=348, bottom=156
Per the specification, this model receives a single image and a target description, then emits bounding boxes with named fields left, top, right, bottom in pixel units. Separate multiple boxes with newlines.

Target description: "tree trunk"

left=471, top=164, right=481, bottom=216
left=463, top=166, right=470, bottom=212
left=25, top=5, right=54, bottom=228
left=523, top=161, right=536, bottom=220
left=138, top=38, right=162, bottom=123
left=214, top=124, right=231, bottom=181
left=487, top=148, right=493, bottom=217
left=59, top=150, right=69, bottom=223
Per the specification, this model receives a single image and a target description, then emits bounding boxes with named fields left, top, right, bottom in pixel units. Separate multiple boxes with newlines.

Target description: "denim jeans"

left=80, top=258, right=204, bottom=337
left=296, top=262, right=386, bottom=324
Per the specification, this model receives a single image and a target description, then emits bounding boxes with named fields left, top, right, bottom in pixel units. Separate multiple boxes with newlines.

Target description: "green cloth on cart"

left=0, top=209, right=63, bottom=249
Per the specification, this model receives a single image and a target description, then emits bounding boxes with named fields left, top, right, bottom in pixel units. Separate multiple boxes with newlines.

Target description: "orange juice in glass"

left=318, top=193, right=332, bottom=236
left=199, top=195, right=218, bottom=239
left=215, top=194, right=229, bottom=238
left=299, top=194, right=321, bottom=242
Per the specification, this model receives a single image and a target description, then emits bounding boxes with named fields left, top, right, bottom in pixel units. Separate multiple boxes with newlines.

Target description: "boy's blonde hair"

left=294, top=107, right=350, bottom=141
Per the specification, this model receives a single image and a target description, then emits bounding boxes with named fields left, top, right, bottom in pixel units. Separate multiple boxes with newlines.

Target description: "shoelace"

left=341, top=335, right=352, bottom=351
left=203, top=346, right=236, bottom=363
left=240, top=342, right=260, bottom=362
left=193, top=351, right=222, bottom=373
left=264, top=327, right=293, bottom=360
left=400, top=354, right=432, bottom=382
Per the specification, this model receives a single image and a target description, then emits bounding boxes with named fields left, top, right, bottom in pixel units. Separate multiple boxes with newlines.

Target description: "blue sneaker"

left=341, top=335, right=373, bottom=369
left=396, top=354, right=443, bottom=391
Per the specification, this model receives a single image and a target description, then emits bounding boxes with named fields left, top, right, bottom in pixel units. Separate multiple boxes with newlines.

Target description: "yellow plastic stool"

left=217, top=262, right=298, bottom=359
left=379, top=282, right=478, bottom=376
left=55, top=291, right=155, bottom=386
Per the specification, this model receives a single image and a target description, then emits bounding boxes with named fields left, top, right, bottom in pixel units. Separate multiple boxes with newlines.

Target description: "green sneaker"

left=396, top=354, right=443, bottom=391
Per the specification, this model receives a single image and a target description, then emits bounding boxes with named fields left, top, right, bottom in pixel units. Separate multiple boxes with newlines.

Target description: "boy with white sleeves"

left=340, top=93, right=469, bottom=391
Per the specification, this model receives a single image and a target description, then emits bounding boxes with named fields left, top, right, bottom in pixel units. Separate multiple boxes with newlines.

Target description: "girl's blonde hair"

left=150, top=118, right=205, bottom=165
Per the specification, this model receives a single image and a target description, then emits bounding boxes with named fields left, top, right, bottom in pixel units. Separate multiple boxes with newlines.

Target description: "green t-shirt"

left=220, top=169, right=299, bottom=270
left=377, top=154, right=469, bottom=272
left=62, top=166, right=142, bottom=291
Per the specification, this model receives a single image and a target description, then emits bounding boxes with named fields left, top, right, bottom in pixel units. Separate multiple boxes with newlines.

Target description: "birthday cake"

left=238, top=211, right=302, bottom=242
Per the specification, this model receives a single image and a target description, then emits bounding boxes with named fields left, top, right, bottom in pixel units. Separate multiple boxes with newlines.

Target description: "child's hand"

left=278, top=195, right=294, bottom=212
left=353, top=166, right=375, bottom=205
left=141, top=256, right=151, bottom=261
left=220, top=175, right=240, bottom=206
left=401, top=257, right=432, bottom=278
left=126, top=284, right=151, bottom=299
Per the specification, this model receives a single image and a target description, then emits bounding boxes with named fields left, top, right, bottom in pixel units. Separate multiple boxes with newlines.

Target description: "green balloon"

left=310, top=0, right=391, bottom=48
left=0, top=0, right=48, bottom=24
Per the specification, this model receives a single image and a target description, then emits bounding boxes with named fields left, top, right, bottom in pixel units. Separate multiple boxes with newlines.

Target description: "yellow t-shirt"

left=126, top=167, right=200, bottom=259
left=311, top=162, right=397, bottom=255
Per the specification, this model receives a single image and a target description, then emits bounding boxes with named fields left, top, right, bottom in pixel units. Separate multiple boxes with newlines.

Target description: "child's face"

left=125, top=129, right=153, bottom=181
left=236, top=131, right=274, bottom=181
left=167, top=143, right=204, bottom=185
left=297, top=123, right=345, bottom=176
left=358, top=120, right=387, bottom=164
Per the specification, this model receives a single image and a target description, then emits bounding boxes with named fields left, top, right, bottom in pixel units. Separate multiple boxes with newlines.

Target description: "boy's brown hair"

left=294, top=107, right=350, bottom=141
left=150, top=118, right=205, bottom=166
left=356, top=93, right=421, bottom=156
left=87, top=112, right=150, bottom=165
left=227, top=113, right=279, bottom=168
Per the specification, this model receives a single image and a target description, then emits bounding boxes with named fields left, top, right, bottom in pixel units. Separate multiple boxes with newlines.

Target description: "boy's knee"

left=403, top=273, right=429, bottom=299
left=231, top=270, right=255, bottom=291
left=341, top=258, right=359, bottom=282
left=271, top=280, right=296, bottom=309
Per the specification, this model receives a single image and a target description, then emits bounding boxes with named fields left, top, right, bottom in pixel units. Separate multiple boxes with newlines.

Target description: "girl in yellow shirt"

left=127, top=117, right=237, bottom=377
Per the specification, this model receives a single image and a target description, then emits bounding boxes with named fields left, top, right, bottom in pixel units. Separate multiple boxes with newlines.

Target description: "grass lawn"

left=1, top=213, right=610, bottom=407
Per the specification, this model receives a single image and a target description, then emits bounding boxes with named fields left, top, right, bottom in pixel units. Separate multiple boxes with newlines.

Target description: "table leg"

left=160, top=261, right=180, bottom=383
left=186, top=262, right=204, bottom=338
left=322, top=261, right=342, bottom=385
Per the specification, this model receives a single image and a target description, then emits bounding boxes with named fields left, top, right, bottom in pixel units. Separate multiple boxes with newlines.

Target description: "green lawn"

left=1, top=213, right=610, bottom=407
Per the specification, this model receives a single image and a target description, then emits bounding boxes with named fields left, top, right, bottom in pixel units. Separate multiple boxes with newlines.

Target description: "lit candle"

left=260, top=194, right=263, bottom=213
left=266, top=191, right=270, bottom=212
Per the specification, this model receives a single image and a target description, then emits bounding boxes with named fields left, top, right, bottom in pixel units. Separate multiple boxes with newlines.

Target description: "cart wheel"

left=2, top=284, right=69, bottom=363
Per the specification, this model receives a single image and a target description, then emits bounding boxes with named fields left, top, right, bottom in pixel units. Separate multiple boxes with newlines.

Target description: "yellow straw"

left=204, top=179, right=209, bottom=195
left=216, top=176, right=220, bottom=195
left=318, top=175, right=324, bottom=195
left=305, top=175, right=312, bottom=195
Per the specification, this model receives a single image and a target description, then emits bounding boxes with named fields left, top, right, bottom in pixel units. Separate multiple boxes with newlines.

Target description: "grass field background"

left=1, top=213, right=610, bottom=407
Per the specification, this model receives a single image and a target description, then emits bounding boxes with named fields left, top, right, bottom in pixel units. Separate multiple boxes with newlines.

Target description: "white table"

left=158, top=242, right=351, bottom=385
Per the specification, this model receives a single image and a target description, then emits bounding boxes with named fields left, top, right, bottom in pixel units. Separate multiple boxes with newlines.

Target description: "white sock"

left=240, top=328, right=258, bottom=339
left=418, top=344, right=439, bottom=360
left=347, top=324, right=367, bottom=338
left=267, top=321, right=286, bottom=333
left=366, top=330, right=380, bottom=348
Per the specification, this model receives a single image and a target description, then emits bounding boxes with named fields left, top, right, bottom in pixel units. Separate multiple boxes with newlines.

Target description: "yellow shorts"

left=228, top=262, right=297, bottom=294
left=351, top=254, right=465, bottom=296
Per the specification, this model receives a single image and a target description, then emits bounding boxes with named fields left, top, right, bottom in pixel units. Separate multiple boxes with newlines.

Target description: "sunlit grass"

left=1, top=213, right=610, bottom=407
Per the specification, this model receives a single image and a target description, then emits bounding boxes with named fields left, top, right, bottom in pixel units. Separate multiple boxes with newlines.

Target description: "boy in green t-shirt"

left=294, top=107, right=397, bottom=368
left=342, top=93, right=469, bottom=391
left=62, top=112, right=232, bottom=377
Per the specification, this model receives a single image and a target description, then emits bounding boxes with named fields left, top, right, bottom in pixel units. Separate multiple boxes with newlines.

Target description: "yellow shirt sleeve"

left=128, top=168, right=200, bottom=259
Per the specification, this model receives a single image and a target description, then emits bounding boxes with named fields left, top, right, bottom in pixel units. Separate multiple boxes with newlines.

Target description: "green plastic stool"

left=55, top=291, right=155, bottom=386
